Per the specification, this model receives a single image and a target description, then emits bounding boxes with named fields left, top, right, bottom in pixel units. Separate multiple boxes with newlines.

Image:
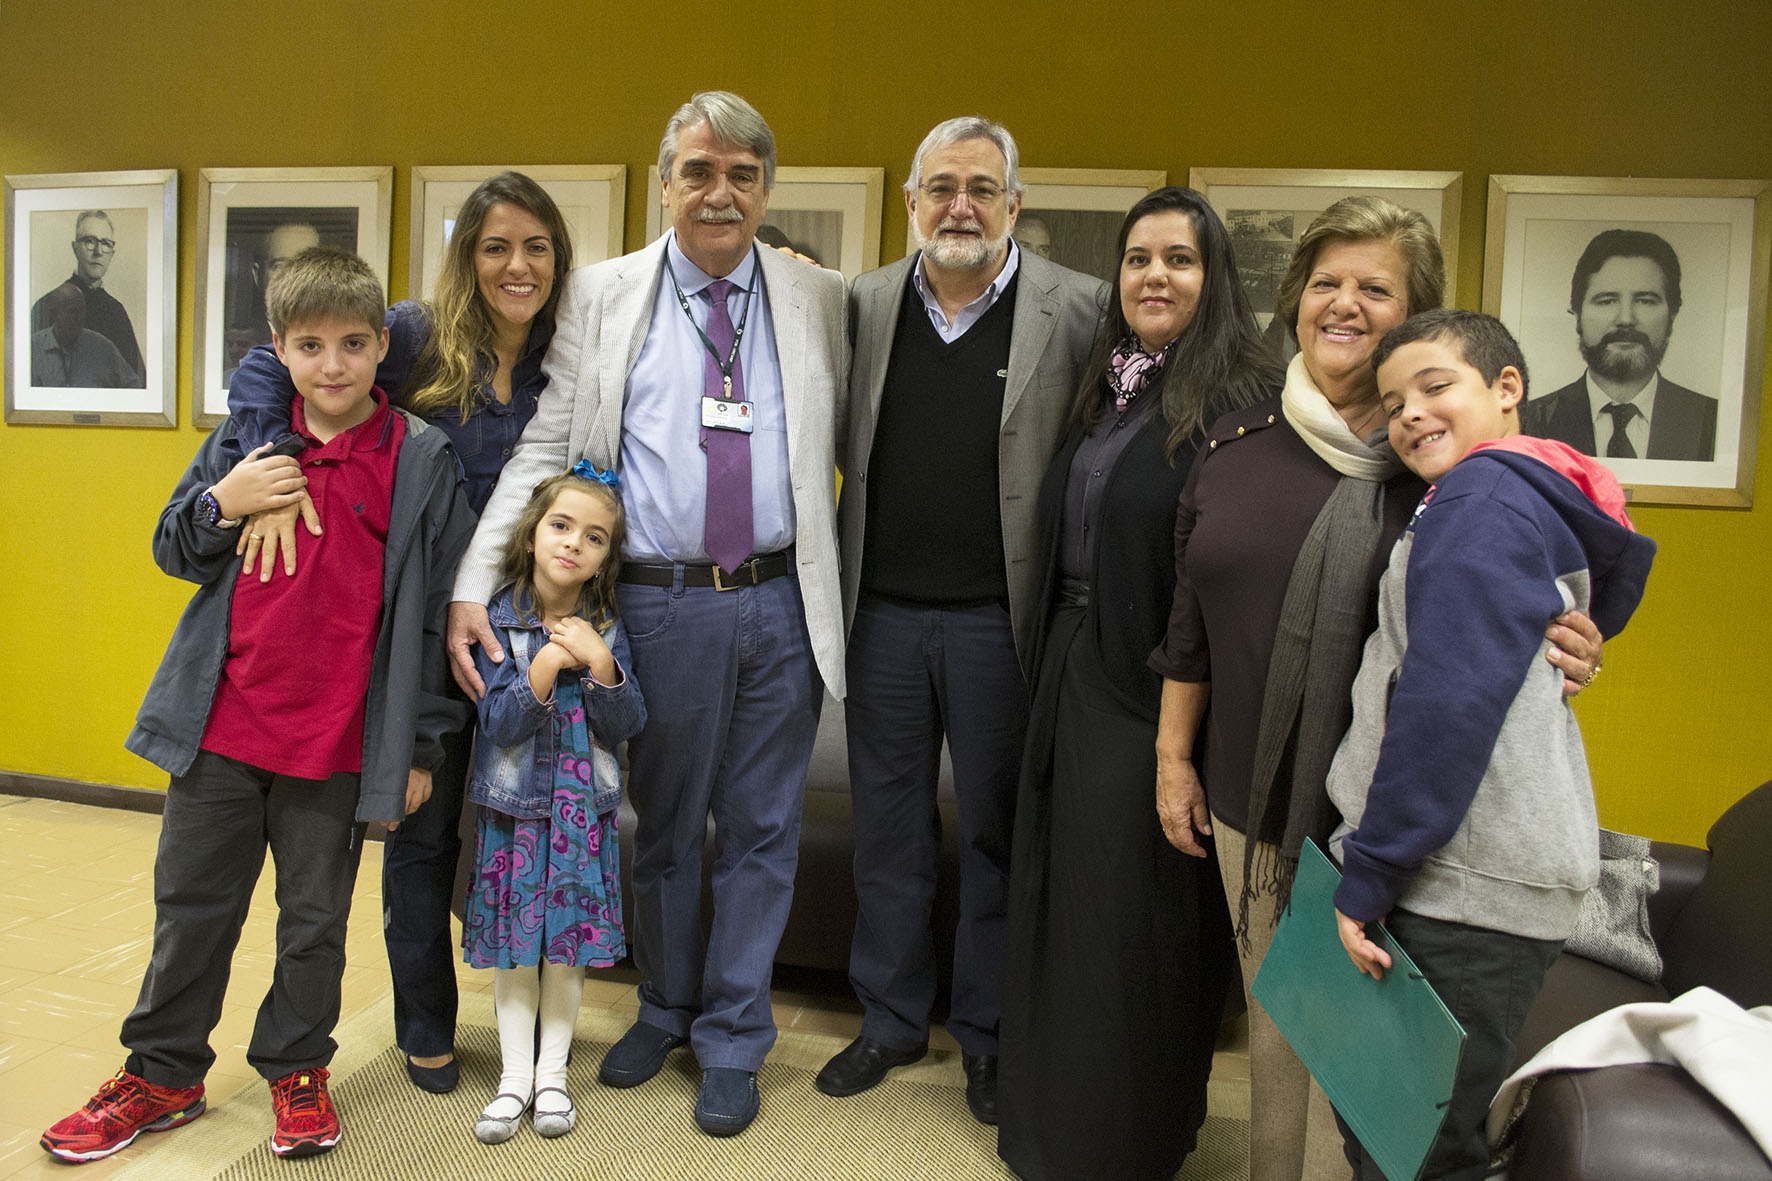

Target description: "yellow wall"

left=2, top=2, right=1768, bottom=845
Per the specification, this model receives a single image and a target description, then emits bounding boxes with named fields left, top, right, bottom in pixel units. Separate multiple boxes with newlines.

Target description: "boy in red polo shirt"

left=42, top=248, right=474, bottom=1164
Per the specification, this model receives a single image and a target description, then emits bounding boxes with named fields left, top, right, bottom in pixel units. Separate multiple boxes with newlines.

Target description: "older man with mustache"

left=447, top=91, right=848, bottom=1138
left=821, top=117, right=1100, bottom=1125
left=1523, top=227, right=1718, bottom=462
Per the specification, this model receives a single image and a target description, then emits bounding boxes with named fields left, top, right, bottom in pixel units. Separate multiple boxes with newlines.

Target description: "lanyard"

left=667, top=249, right=756, bottom=402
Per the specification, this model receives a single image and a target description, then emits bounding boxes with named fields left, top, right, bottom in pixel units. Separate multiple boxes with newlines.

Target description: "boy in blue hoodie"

left=1324, top=309, right=1656, bottom=1179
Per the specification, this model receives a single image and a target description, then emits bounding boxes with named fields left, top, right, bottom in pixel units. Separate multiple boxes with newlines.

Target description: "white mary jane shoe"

left=474, top=1091, right=531, bottom=1145
left=532, top=1086, right=577, bottom=1138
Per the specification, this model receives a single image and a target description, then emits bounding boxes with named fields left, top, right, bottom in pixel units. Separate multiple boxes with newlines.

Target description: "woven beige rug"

left=114, top=989, right=1248, bottom=1180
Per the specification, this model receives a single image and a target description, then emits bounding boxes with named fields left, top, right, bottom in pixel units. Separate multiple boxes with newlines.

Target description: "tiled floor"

left=0, top=793, right=1248, bottom=1178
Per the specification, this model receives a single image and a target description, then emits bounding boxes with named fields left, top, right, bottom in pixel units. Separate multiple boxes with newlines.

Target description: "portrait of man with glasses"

left=31, top=209, right=146, bottom=387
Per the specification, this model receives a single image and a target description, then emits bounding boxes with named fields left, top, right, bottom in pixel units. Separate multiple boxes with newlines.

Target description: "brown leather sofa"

left=1503, top=780, right=1772, bottom=1179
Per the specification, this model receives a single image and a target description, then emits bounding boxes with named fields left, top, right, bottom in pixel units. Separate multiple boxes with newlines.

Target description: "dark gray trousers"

left=122, top=750, right=364, bottom=1086
left=1339, top=910, right=1562, bottom=1180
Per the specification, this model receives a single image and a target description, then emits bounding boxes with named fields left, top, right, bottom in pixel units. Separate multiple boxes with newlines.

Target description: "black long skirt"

left=997, top=606, right=1236, bottom=1181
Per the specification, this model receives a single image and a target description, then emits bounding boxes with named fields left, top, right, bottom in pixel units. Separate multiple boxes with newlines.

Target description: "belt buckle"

left=712, top=559, right=755, bottom=592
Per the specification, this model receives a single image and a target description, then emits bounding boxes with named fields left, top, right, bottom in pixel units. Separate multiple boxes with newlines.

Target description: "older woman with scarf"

left=1147, top=195, right=1603, bottom=1179
left=996, top=187, right=1279, bottom=1181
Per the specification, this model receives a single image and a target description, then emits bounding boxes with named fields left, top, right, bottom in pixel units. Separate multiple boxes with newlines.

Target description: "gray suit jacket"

left=455, top=236, right=851, bottom=696
left=838, top=251, right=1103, bottom=670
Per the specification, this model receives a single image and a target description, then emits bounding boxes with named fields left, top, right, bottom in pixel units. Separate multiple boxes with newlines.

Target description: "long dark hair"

left=1069, top=186, right=1281, bottom=460
left=405, top=171, right=573, bottom=422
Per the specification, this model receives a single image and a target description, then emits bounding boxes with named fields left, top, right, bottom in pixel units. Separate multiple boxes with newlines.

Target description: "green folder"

left=1250, top=840, right=1466, bottom=1181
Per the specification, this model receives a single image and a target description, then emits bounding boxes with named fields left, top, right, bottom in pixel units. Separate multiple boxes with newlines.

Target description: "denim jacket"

left=467, top=585, right=646, bottom=821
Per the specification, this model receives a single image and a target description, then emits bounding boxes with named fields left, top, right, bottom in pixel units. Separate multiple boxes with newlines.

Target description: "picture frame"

left=904, top=167, right=1167, bottom=283
left=1484, top=175, right=1770, bottom=508
left=410, top=165, right=627, bottom=300
left=1191, top=168, right=1463, bottom=354
left=646, top=165, right=885, bottom=280
left=5, top=169, right=178, bottom=426
left=193, top=166, right=393, bottom=427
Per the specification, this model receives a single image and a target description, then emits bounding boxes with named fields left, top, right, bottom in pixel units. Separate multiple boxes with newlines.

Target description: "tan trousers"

left=1215, top=818, right=1350, bottom=1180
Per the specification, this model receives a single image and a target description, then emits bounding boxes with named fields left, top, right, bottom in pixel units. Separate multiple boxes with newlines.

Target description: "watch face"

left=198, top=491, right=219, bottom=526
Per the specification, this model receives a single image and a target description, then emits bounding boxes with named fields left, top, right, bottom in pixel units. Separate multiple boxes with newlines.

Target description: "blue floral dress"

left=462, top=678, right=627, bottom=968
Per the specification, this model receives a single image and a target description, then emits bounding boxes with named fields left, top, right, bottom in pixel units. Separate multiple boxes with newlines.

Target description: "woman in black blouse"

left=996, top=186, right=1280, bottom=1181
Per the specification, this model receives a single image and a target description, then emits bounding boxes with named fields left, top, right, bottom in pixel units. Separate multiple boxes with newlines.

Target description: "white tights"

left=485, top=961, right=586, bottom=1117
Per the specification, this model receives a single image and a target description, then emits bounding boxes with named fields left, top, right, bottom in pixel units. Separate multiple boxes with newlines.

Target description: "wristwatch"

left=196, top=487, right=242, bottom=529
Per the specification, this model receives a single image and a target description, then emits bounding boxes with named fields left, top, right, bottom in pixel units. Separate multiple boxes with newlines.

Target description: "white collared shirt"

left=911, top=240, right=1021, bottom=342
left=1585, top=371, right=1659, bottom=456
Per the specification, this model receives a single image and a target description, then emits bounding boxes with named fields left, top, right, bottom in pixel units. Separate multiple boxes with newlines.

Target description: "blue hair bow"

left=572, top=458, right=621, bottom=492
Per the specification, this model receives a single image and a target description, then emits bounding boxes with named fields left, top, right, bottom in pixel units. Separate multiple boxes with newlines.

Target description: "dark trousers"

left=121, top=750, right=364, bottom=1086
left=381, top=703, right=471, bottom=1059
left=617, top=572, right=821, bottom=1072
left=1339, top=910, right=1562, bottom=1180
left=844, top=595, right=1027, bottom=1057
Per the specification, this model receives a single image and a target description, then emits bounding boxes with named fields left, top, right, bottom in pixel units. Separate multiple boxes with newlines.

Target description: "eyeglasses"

left=918, top=181, right=1006, bottom=207
left=75, top=235, right=117, bottom=253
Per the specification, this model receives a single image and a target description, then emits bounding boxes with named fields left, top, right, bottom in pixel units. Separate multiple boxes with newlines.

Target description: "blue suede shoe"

left=597, top=1020, right=686, bottom=1088
left=694, top=1068, right=759, bottom=1137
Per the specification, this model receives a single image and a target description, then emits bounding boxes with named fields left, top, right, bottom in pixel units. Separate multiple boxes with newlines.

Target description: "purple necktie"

left=701, top=279, right=753, bottom=574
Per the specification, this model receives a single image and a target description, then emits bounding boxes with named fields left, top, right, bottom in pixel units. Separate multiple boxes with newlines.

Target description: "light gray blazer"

left=838, top=251, right=1103, bottom=670
left=454, top=236, right=851, bottom=697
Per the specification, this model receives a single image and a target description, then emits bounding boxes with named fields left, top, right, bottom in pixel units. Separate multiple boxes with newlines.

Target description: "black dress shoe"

left=404, top=1055, right=459, bottom=1094
left=962, top=1053, right=998, bottom=1125
left=814, top=1035, right=927, bottom=1097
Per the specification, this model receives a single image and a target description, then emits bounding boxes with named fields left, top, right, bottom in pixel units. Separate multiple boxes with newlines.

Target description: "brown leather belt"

left=617, top=549, right=793, bottom=591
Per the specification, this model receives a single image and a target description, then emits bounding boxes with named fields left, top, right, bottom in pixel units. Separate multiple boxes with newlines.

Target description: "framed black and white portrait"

left=193, top=167, right=392, bottom=427
left=903, top=168, right=1166, bottom=284
left=411, top=165, right=627, bottom=300
left=1191, top=168, right=1463, bottom=362
left=1485, top=175, right=1770, bottom=508
left=5, top=169, right=177, bottom=426
left=648, top=165, right=885, bottom=281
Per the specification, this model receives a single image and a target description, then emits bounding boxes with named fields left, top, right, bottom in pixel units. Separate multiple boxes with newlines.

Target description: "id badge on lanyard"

left=671, top=251, right=757, bottom=435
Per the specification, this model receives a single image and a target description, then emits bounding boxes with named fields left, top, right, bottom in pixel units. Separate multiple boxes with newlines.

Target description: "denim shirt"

left=467, top=585, right=646, bottom=821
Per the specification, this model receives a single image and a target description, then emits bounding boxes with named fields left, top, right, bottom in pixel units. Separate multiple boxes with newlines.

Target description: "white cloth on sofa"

left=1487, top=986, right=1772, bottom=1153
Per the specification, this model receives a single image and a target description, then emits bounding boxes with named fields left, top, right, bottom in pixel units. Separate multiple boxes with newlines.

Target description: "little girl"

left=461, top=461, right=645, bottom=1143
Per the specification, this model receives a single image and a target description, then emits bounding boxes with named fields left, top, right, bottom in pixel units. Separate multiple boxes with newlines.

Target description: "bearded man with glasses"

left=33, top=209, right=145, bottom=386
left=823, top=116, right=1101, bottom=1125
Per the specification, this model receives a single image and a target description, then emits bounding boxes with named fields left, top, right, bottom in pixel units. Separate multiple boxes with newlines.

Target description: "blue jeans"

left=617, top=570, right=821, bottom=1072
left=122, top=750, right=364, bottom=1085
left=844, top=595, right=1027, bottom=1056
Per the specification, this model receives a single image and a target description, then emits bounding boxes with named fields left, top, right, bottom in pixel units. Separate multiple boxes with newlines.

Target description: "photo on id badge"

left=702, top=396, right=753, bottom=432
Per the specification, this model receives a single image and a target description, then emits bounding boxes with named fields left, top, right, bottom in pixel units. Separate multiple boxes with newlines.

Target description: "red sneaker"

left=40, top=1068, right=206, bottom=1163
left=268, top=1067, right=341, bottom=1158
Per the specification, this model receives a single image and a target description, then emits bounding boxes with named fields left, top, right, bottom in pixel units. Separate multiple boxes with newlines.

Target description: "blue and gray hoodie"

left=1328, top=439, right=1656, bottom=940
